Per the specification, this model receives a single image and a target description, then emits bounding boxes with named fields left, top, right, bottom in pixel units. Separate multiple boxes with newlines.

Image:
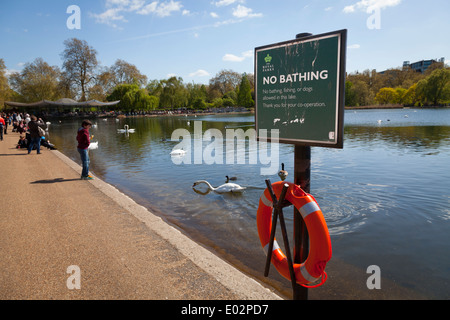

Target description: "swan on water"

left=192, top=180, right=246, bottom=194
left=170, top=148, right=187, bottom=156
left=225, top=175, right=237, bottom=183
left=117, top=124, right=135, bottom=133
left=92, top=122, right=98, bottom=128
left=88, top=141, right=99, bottom=150
left=278, top=163, right=288, bottom=181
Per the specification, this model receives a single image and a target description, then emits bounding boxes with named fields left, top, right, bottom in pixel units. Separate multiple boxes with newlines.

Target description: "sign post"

left=255, top=30, right=347, bottom=300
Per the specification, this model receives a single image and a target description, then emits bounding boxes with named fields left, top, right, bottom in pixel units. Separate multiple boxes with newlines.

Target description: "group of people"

left=2, top=111, right=94, bottom=180
left=1, top=112, right=56, bottom=153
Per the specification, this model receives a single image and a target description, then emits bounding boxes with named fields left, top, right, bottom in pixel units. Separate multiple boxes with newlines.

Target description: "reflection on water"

left=48, top=108, right=450, bottom=299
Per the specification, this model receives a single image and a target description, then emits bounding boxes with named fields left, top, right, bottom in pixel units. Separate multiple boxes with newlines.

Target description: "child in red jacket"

left=77, top=120, right=94, bottom=180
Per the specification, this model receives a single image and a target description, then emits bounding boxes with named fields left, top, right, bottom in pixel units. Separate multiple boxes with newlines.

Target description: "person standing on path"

left=0, top=115, right=5, bottom=141
left=27, top=116, right=47, bottom=154
left=77, top=120, right=94, bottom=180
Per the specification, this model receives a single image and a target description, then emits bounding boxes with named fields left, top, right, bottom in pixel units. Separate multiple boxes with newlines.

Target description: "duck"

left=278, top=163, right=288, bottom=181
left=225, top=175, right=237, bottom=183
left=117, top=124, right=135, bottom=133
left=192, top=180, right=246, bottom=194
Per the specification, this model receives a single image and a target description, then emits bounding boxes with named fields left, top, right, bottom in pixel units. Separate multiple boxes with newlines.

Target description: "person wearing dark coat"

left=27, top=116, right=47, bottom=154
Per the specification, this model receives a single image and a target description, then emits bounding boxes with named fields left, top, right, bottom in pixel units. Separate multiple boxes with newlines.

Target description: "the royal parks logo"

left=262, top=53, right=274, bottom=73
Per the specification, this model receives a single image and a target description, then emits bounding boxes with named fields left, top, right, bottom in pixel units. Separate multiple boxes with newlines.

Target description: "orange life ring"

left=257, top=181, right=332, bottom=286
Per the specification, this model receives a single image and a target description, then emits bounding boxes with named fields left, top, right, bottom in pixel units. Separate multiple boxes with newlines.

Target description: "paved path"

left=0, top=129, right=281, bottom=300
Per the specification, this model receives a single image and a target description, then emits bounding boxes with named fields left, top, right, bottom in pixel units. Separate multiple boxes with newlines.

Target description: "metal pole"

left=293, top=145, right=310, bottom=300
left=292, top=32, right=313, bottom=301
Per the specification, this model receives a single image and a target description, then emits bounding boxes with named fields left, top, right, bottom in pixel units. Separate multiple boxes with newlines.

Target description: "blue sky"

left=1, top=0, right=449, bottom=85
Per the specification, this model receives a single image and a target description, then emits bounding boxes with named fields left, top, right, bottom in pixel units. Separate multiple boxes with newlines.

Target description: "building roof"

left=4, top=98, right=120, bottom=108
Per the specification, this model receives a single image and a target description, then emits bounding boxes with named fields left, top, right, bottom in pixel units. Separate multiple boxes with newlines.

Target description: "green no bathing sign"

left=255, top=29, right=347, bottom=148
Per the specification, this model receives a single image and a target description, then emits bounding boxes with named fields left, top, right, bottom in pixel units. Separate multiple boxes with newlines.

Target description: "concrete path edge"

left=52, top=150, right=282, bottom=300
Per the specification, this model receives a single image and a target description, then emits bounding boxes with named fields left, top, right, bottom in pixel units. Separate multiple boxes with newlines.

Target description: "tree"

left=61, top=38, right=98, bottom=101
left=237, top=73, right=254, bottom=107
left=209, top=70, right=241, bottom=96
left=402, top=83, right=418, bottom=106
left=110, top=59, right=147, bottom=88
left=375, top=87, right=397, bottom=105
left=345, top=81, right=357, bottom=106
left=9, top=58, right=61, bottom=102
left=107, top=83, right=139, bottom=110
left=352, top=79, right=372, bottom=106
left=420, top=68, right=450, bottom=105
left=159, top=77, right=188, bottom=110
left=107, top=84, right=158, bottom=111
left=0, top=59, right=11, bottom=108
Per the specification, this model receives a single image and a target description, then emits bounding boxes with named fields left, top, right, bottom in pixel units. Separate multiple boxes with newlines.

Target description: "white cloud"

left=91, top=8, right=127, bottom=28
left=92, top=0, right=183, bottom=27
left=210, top=12, right=219, bottom=18
left=348, top=44, right=361, bottom=49
left=213, top=0, right=244, bottom=7
left=325, top=6, right=333, bottom=11
left=5, top=69, right=17, bottom=77
left=189, top=69, right=210, bottom=77
left=232, top=5, right=263, bottom=18
left=343, top=5, right=355, bottom=13
left=137, top=2, right=158, bottom=15
left=137, top=0, right=182, bottom=17
left=223, top=50, right=253, bottom=62
left=154, top=0, right=183, bottom=17
left=343, top=0, right=402, bottom=13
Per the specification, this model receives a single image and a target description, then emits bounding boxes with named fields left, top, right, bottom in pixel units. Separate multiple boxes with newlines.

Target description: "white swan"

left=170, top=148, right=187, bottom=156
left=117, top=124, right=135, bottom=133
left=88, top=141, right=99, bottom=150
left=192, top=180, right=246, bottom=194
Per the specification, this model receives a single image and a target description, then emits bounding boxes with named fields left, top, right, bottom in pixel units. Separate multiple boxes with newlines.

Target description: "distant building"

left=402, top=57, right=445, bottom=73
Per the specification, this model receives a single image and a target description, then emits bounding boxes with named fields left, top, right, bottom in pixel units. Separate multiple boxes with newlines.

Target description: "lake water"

left=48, top=108, right=450, bottom=300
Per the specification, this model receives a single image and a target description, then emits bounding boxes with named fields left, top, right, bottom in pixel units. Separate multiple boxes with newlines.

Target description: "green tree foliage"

left=107, top=84, right=158, bottom=111
left=0, top=58, right=11, bottom=108
left=158, top=77, right=188, bottom=110
left=375, top=87, right=397, bottom=104
left=9, top=58, right=62, bottom=102
left=416, top=68, right=450, bottom=105
left=347, top=62, right=450, bottom=107
left=344, top=81, right=357, bottom=107
left=237, top=73, right=254, bottom=108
